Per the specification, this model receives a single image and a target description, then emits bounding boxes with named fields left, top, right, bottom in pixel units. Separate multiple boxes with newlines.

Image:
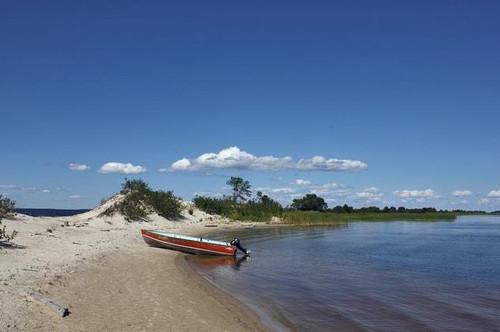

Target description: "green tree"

left=226, top=176, right=252, bottom=202
left=291, top=194, right=327, bottom=212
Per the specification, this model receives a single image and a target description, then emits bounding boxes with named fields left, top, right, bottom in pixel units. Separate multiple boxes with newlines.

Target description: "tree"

left=226, top=176, right=252, bottom=202
left=291, top=194, right=327, bottom=212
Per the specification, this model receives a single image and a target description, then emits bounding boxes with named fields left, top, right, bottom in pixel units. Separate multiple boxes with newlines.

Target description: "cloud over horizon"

left=393, top=189, right=435, bottom=199
left=452, top=190, right=473, bottom=197
left=295, top=179, right=311, bottom=186
left=0, top=184, right=50, bottom=193
left=487, top=190, right=500, bottom=198
left=68, top=163, right=91, bottom=171
left=168, top=147, right=367, bottom=172
left=99, top=162, right=146, bottom=174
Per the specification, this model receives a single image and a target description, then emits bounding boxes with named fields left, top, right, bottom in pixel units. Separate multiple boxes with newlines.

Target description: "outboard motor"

left=230, top=238, right=250, bottom=255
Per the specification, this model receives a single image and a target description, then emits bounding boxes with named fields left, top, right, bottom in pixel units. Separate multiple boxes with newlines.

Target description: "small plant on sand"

left=0, top=195, right=17, bottom=242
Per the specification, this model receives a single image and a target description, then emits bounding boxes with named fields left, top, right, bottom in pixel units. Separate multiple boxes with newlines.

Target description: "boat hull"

left=141, top=230, right=237, bottom=256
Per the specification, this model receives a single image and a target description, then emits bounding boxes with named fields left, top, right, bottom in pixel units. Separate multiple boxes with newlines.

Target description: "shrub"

left=103, top=179, right=183, bottom=222
left=119, top=191, right=149, bottom=222
left=291, top=194, right=327, bottom=212
left=193, top=196, right=234, bottom=216
left=193, top=194, right=283, bottom=222
left=0, top=195, right=16, bottom=242
left=149, top=190, right=182, bottom=220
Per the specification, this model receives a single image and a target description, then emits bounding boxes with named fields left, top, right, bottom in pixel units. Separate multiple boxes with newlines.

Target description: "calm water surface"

left=189, top=216, right=500, bottom=331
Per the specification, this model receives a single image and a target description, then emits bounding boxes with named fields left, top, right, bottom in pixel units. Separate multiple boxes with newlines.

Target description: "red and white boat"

left=141, top=229, right=249, bottom=256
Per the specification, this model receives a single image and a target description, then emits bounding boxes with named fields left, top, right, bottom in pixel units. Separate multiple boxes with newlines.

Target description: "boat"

left=141, top=229, right=249, bottom=256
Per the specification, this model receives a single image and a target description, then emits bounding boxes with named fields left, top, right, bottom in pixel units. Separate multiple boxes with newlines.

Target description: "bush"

left=193, top=194, right=283, bottom=222
left=120, top=178, right=151, bottom=195
left=0, top=195, right=16, bottom=242
left=193, top=196, right=234, bottom=216
left=291, top=194, right=327, bottom=212
left=102, top=179, right=183, bottom=222
left=119, top=191, right=150, bottom=222
left=149, top=190, right=182, bottom=220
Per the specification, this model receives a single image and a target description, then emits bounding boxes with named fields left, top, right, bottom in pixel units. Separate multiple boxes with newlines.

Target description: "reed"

left=282, top=211, right=457, bottom=225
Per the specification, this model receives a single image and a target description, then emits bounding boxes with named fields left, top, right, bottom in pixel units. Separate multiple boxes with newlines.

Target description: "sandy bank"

left=0, top=204, right=270, bottom=331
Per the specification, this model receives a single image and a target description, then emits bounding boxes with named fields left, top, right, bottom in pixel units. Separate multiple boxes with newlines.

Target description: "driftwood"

left=29, top=291, right=70, bottom=317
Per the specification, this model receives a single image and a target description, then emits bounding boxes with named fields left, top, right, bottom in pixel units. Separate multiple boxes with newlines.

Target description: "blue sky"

left=1, top=1, right=499, bottom=210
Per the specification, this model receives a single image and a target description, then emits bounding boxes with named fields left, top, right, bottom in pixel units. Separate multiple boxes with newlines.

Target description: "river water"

left=189, top=216, right=500, bottom=331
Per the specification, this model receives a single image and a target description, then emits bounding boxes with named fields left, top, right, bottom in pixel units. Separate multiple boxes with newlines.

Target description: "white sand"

left=0, top=198, right=266, bottom=331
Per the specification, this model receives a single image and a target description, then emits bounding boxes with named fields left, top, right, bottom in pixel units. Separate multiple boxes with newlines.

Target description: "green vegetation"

left=227, top=176, right=252, bottom=202
left=0, top=194, right=17, bottom=242
left=193, top=177, right=283, bottom=222
left=282, top=211, right=456, bottom=225
left=101, top=179, right=182, bottom=222
left=193, top=177, right=459, bottom=224
left=291, top=194, right=327, bottom=211
left=193, top=190, right=283, bottom=222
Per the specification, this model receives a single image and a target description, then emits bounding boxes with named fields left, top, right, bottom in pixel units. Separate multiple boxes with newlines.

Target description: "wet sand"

left=11, top=246, right=268, bottom=331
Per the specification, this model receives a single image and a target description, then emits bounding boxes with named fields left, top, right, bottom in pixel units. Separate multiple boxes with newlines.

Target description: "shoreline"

left=0, top=211, right=272, bottom=331
left=13, top=248, right=269, bottom=331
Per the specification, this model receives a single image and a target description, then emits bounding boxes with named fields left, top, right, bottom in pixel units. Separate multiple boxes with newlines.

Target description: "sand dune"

left=0, top=201, right=266, bottom=331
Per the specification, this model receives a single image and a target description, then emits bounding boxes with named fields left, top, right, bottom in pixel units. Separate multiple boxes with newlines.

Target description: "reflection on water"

left=189, top=254, right=249, bottom=269
left=189, top=217, right=500, bottom=331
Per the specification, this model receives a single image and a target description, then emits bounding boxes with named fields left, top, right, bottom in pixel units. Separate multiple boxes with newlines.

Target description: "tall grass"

left=282, top=211, right=457, bottom=225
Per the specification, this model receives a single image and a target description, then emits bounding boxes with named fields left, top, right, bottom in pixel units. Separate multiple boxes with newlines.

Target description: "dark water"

left=16, top=208, right=90, bottom=217
left=189, top=216, right=500, bottom=331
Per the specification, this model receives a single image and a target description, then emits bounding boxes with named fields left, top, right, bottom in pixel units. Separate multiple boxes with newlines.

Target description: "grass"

left=282, top=211, right=457, bottom=225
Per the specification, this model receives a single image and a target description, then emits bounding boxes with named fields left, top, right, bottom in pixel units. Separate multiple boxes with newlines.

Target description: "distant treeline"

left=16, top=208, right=90, bottom=217
left=328, top=205, right=488, bottom=214
left=192, top=177, right=467, bottom=224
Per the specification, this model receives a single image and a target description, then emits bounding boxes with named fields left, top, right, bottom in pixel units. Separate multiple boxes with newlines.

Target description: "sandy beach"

left=0, top=198, right=269, bottom=331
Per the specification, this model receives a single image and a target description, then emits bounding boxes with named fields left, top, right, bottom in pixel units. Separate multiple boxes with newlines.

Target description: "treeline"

left=192, top=177, right=460, bottom=223
left=193, top=177, right=282, bottom=222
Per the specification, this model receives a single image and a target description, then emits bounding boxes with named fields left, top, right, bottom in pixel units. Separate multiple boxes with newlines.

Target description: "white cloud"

left=69, top=195, right=81, bottom=199
left=170, top=158, right=192, bottom=171
left=296, top=156, right=367, bottom=171
left=479, top=198, right=490, bottom=204
left=99, top=162, right=146, bottom=174
left=452, top=190, right=472, bottom=197
left=308, top=182, right=341, bottom=194
left=354, top=187, right=384, bottom=201
left=393, top=189, right=435, bottom=198
left=0, top=185, right=17, bottom=189
left=0, top=185, right=50, bottom=193
left=295, top=179, right=311, bottom=186
left=487, top=190, right=500, bottom=198
left=68, top=163, right=91, bottom=171
left=169, top=146, right=366, bottom=172
left=271, top=187, right=295, bottom=194
left=21, top=187, right=38, bottom=191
